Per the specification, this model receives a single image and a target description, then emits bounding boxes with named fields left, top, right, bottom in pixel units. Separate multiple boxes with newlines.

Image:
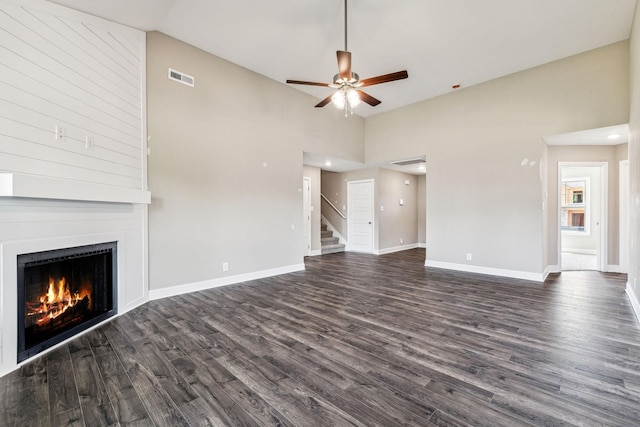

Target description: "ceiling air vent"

left=391, top=158, right=426, bottom=166
left=168, top=68, right=194, bottom=87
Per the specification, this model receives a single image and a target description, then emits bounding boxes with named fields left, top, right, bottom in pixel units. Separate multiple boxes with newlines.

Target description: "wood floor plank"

left=46, top=346, right=80, bottom=417
left=50, top=407, right=84, bottom=427
left=68, top=335, right=118, bottom=426
left=0, top=370, right=20, bottom=426
left=215, top=346, right=338, bottom=426
left=15, top=357, right=50, bottom=426
left=0, top=359, right=50, bottom=427
left=102, top=321, right=192, bottom=426
left=93, top=350, right=151, bottom=425
left=218, top=377, right=295, bottom=427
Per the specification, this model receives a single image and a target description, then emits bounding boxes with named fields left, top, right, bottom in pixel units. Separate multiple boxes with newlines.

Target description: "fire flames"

left=26, top=277, right=91, bottom=326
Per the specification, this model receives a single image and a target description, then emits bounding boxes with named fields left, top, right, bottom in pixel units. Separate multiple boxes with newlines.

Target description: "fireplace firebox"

left=17, top=242, right=117, bottom=362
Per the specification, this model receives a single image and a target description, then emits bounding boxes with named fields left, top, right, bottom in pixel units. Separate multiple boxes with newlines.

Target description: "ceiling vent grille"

left=168, top=68, right=194, bottom=87
left=391, top=158, right=426, bottom=166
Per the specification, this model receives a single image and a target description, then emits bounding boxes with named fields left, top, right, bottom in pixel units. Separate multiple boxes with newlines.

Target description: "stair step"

left=321, top=224, right=327, bottom=231
left=321, top=243, right=345, bottom=254
left=321, top=230, right=333, bottom=238
left=321, top=237, right=339, bottom=246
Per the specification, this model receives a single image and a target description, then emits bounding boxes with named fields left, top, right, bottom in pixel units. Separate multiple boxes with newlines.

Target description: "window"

left=560, top=179, right=588, bottom=234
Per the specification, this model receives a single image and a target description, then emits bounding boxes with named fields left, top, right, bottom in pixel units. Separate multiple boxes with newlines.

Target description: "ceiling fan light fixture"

left=331, top=90, right=346, bottom=109
left=347, top=88, right=361, bottom=107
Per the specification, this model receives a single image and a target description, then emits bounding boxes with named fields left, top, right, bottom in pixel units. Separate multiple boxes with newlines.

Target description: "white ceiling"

left=46, top=0, right=637, bottom=117
left=544, top=124, right=630, bottom=146
left=303, top=152, right=427, bottom=175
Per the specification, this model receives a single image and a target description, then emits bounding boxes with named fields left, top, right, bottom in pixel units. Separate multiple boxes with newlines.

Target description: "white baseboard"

left=562, top=248, right=597, bottom=255
left=545, top=265, right=561, bottom=274
left=418, top=243, right=426, bottom=249
left=307, top=250, right=322, bottom=257
left=424, top=260, right=545, bottom=282
left=544, top=265, right=560, bottom=279
left=375, top=243, right=419, bottom=255
left=541, top=264, right=620, bottom=275
left=626, top=283, right=640, bottom=325
left=149, top=263, right=305, bottom=300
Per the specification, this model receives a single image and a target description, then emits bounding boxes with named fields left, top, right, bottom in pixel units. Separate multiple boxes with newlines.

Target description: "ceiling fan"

left=286, top=0, right=408, bottom=115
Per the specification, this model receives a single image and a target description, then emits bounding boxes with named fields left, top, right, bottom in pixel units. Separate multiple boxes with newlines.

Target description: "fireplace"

left=16, top=242, right=117, bottom=362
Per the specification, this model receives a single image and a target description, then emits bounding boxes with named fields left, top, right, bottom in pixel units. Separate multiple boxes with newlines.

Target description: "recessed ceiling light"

left=418, top=165, right=426, bottom=171
left=325, top=161, right=332, bottom=166
left=607, top=133, right=621, bottom=140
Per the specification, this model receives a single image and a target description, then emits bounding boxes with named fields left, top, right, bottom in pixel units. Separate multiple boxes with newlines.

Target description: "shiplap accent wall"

left=0, top=0, right=147, bottom=197
left=0, top=0, right=148, bottom=377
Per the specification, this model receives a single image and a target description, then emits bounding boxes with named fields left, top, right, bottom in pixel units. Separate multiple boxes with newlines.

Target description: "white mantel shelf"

left=0, top=173, right=151, bottom=204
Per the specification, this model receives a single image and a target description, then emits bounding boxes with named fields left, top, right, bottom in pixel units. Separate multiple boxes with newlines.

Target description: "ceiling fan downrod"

left=344, top=0, right=348, bottom=52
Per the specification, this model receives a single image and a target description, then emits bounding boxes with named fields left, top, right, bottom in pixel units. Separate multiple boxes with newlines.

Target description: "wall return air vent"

left=168, top=68, right=194, bottom=87
left=391, top=158, right=426, bottom=166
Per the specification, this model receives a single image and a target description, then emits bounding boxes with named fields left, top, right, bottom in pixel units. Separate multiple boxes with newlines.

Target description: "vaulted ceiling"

left=47, top=0, right=637, bottom=117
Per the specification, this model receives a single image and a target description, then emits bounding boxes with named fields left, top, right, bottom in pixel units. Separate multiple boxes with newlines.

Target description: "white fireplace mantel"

left=0, top=173, right=151, bottom=205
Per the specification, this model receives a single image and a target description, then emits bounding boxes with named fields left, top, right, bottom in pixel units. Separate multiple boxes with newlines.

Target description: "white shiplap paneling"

left=0, top=0, right=149, bottom=377
left=0, top=0, right=146, bottom=197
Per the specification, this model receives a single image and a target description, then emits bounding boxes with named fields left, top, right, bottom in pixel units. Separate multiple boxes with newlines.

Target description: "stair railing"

left=321, top=193, right=346, bottom=219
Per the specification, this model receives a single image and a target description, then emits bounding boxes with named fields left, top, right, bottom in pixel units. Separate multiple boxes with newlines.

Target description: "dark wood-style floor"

left=1, top=248, right=640, bottom=426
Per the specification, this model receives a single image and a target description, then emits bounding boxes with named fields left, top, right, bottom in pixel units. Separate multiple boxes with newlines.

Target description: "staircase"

left=321, top=223, right=345, bottom=254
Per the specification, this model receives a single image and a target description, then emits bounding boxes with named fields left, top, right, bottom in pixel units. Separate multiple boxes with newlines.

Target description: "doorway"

left=347, top=179, right=374, bottom=253
left=558, top=162, right=607, bottom=271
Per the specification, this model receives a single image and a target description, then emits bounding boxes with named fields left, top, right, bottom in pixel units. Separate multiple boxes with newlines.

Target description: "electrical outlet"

left=222, top=262, right=229, bottom=272
left=400, top=238, right=404, bottom=244
left=85, top=136, right=94, bottom=150
left=466, top=253, right=473, bottom=261
left=55, top=126, right=65, bottom=141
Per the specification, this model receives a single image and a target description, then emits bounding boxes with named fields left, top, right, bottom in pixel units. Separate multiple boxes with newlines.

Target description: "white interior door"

left=348, top=179, right=374, bottom=253
left=620, top=160, right=629, bottom=273
left=303, top=177, right=311, bottom=256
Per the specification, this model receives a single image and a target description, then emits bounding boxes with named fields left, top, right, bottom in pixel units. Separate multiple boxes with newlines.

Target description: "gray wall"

left=147, top=32, right=364, bottom=291
left=378, top=169, right=419, bottom=250
left=546, top=145, right=628, bottom=268
left=628, top=2, right=640, bottom=316
left=365, top=41, right=630, bottom=276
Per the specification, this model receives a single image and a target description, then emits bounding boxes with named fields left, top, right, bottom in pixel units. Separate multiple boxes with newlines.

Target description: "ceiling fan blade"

left=315, top=94, right=333, bottom=108
left=360, top=70, right=408, bottom=87
left=286, top=79, right=330, bottom=87
left=337, top=50, right=352, bottom=81
left=357, top=90, right=381, bottom=106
